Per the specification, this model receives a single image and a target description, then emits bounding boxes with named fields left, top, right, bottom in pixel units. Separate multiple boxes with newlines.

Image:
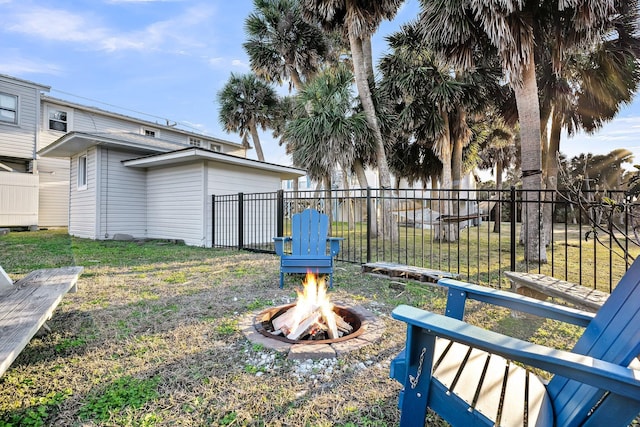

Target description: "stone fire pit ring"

left=240, top=302, right=384, bottom=360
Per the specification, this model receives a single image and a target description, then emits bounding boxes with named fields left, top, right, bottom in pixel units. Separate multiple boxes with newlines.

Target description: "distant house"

left=0, top=74, right=305, bottom=246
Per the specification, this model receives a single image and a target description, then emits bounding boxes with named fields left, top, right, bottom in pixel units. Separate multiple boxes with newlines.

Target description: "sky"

left=2, top=0, right=640, bottom=174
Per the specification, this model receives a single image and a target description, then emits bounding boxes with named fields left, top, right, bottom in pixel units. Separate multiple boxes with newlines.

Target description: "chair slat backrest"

left=547, top=258, right=640, bottom=426
left=291, top=209, right=329, bottom=256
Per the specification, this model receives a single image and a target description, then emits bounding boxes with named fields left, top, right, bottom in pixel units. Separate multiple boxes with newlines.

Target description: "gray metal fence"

left=212, top=188, right=639, bottom=291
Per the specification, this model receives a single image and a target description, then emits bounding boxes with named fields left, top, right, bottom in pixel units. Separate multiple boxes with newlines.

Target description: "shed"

left=38, top=132, right=305, bottom=247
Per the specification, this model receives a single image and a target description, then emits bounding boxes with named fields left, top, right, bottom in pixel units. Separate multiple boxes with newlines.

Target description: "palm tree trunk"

left=249, top=120, right=265, bottom=161
left=543, top=108, right=562, bottom=245
left=436, top=113, right=454, bottom=242
left=362, top=37, right=375, bottom=85
left=353, top=158, right=377, bottom=236
left=290, top=68, right=304, bottom=92
left=493, top=158, right=503, bottom=233
left=324, top=174, right=333, bottom=235
left=513, top=53, right=546, bottom=263
left=347, top=29, right=397, bottom=241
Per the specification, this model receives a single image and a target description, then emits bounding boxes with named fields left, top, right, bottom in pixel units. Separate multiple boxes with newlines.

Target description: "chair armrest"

left=392, top=304, right=640, bottom=399
left=439, top=278, right=594, bottom=327
left=327, top=237, right=343, bottom=256
left=273, top=237, right=292, bottom=256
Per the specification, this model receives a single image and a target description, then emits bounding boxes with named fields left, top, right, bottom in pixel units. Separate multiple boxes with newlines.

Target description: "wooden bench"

left=362, top=262, right=459, bottom=284
left=0, top=266, right=83, bottom=377
left=504, top=271, right=608, bottom=312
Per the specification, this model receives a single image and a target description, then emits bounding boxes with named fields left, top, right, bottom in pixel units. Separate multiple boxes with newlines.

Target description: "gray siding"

left=69, top=148, right=97, bottom=238
left=0, top=79, right=39, bottom=160
left=147, top=163, right=205, bottom=246
left=98, top=148, right=147, bottom=239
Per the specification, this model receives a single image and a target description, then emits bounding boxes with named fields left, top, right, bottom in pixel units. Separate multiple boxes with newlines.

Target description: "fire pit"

left=255, top=303, right=365, bottom=344
left=241, top=273, right=384, bottom=359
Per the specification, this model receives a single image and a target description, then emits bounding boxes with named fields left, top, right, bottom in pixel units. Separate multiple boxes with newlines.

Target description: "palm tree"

left=471, top=115, right=519, bottom=232
left=299, top=0, right=404, bottom=240
left=243, top=0, right=330, bottom=92
left=284, top=65, right=373, bottom=227
left=418, top=0, right=623, bottom=262
left=217, top=73, right=278, bottom=161
left=379, top=23, right=502, bottom=240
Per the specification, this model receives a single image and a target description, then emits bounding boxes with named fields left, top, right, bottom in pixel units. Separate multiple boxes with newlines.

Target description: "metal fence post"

left=211, top=194, right=215, bottom=248
left=277, top=189, right=284, bottom=237
left=238, top=192, right=244, bottom=250
left=510, top=186, right=516, bottom=271
left=366, top=187, right=372, bottom=263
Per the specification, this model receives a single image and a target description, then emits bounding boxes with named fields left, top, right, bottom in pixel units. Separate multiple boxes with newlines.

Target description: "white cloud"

left=3, top=4, right=215, bottom=53
left=0, top=52, right=63, bottom=76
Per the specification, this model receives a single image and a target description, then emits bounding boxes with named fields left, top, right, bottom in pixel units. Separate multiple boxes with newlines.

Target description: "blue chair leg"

left=329, top=273, right=333, bottom=289
left=279, top=271, right=284, bottom=289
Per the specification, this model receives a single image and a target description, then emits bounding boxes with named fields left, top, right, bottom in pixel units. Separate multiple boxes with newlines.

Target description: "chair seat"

left=430, top=338, right=553, bottom=427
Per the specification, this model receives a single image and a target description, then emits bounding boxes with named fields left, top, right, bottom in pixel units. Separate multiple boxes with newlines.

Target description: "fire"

left=270, top=272, right=352, bottom=340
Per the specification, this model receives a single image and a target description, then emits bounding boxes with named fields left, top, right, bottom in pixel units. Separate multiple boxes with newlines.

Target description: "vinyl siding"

left=97, top=148, right=147, bottom=239
left=0, top=80, right=38, bottom=159
left=37, top=157, right=70, bottom=226
left=147, top=163, right=205, bottom=246
left=69, top=148, right=97, bottom=238
left=206, top=162, right=282, bottom=247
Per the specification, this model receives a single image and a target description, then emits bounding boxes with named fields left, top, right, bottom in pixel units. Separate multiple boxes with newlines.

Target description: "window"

left=77, top=154, right=87, bottom=190
left=143, top=128, right=157, bottom=137
left=189, top=137, right=202, bottom=147
left=49, top=109, right=68, bottom=131
left=210, top=144, right=221, bottom=152
left=0, top=93, right=18, bottom=124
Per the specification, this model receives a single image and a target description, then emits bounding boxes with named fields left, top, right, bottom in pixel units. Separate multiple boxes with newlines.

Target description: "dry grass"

left=0, top=230, right=583, bottom=427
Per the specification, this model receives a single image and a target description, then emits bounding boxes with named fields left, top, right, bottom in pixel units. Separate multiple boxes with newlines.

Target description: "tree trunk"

left=324, top=174, right=333, bottom=235
left=493, top=158, right=503, bottom=233
left=353, top=158, right=377, bottom=236
left=542, top=107, right=562, bottom=245
left=512, top=53, right=546, bottom=263
left=249, top=120, right=265, bottom=161
left=290, top=68, right=304, bottom=92
left=362, top=37, right=375, bottom=85
left=435, top=113, right=455, bottom=242
left=347, top=29, right=397, bottom=241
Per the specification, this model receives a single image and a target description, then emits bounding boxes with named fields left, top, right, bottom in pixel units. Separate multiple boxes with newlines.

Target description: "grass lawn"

left=0, top=229, right=583, bottom=426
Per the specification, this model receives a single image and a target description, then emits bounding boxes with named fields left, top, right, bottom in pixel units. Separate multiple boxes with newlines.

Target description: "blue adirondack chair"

left=390, top=258, right=640, bottom=427
left=273, top=208, right=343, bottom=289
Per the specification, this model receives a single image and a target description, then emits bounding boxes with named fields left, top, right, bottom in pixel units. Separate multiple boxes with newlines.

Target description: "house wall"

left=146, top=163, right=206, bottom=246
left=69, top=148, right=97, bottom=239
left=0, top=78, right=39, bottom=161
left=98, top=147, right=147, bottom=239
left=206, top=162, right=282, bottom=247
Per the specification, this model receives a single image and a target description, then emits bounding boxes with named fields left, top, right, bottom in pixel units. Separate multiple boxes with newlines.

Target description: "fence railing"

left=212, top=188, right=640, bottom=292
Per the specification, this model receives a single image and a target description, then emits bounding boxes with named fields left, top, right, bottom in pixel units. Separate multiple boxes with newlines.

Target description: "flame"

left=290, top=272, right=333, bottom=328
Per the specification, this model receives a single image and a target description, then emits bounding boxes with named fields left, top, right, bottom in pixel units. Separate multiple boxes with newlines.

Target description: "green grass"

left=0, top=229, right=587, bottom=427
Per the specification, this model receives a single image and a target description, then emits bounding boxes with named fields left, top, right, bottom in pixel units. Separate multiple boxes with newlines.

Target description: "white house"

left=1, top=74, right=305, bottom=246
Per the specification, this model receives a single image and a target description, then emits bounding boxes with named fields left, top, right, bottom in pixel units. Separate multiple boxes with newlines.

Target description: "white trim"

left=122, top=147, right=306, bottom=179
left=0, top=92, right=18, bottom=125
left=45, top=103, right=73, bottom=133
left=77, top=153, right=88, bottom=190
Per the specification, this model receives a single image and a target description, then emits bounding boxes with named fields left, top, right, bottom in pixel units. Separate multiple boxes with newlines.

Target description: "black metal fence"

left=212, top=188, right=639, bottom=292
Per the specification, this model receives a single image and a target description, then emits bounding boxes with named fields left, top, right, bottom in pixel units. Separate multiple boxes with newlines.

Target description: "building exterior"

left=0, top=74, right=305, bottom=246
